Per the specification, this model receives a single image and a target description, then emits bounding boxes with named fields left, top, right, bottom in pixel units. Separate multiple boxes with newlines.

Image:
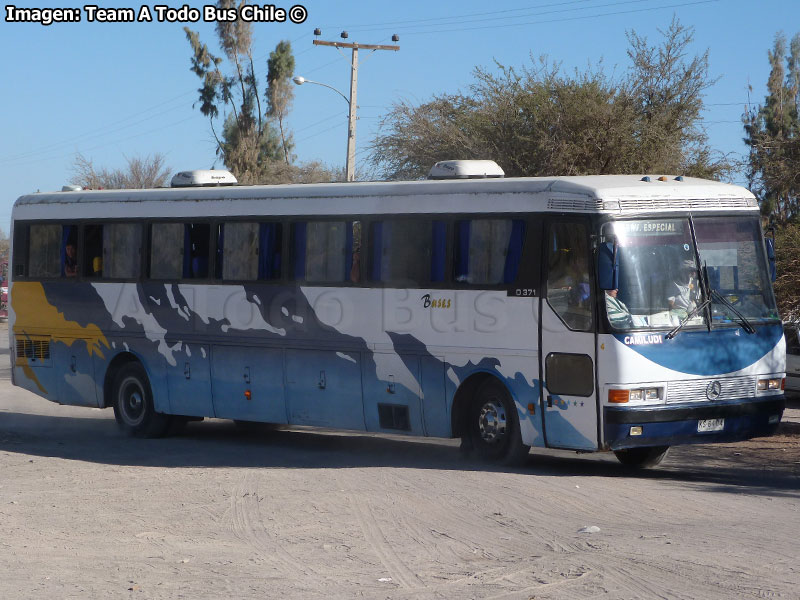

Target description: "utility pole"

left=312, top=34, right=399, bottom=182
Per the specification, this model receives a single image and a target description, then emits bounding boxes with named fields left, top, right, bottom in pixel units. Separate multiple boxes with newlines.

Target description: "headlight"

left=757, top=378, right=782, bottom=391
left=609, top=387, right=662, bottom=403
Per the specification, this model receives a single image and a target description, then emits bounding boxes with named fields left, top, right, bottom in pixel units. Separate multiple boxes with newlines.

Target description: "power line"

left=323, top=0, right=599, bottom=30
left=5, top=100, right=192, bottom=165
left=296, top=122, right=345, bottom=144
left=398, top=0, right=718, bottom=36
left=8, top=116, right=198, bottom=169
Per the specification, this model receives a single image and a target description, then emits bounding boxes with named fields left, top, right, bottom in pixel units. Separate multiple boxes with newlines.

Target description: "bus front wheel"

left=466, top=380, right=530, bottom=465
left=112, top=362, right=170, bottom=438
left=613, top=446, right=670, bottom=468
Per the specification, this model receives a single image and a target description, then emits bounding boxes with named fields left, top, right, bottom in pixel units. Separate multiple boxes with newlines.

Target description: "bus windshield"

left=603, top=216, right=778, bottom=331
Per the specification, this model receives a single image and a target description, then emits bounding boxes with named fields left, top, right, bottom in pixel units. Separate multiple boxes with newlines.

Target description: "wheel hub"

left=478, top=400, right=507, bottom=443
left=119, top=377, right=146, bottom=426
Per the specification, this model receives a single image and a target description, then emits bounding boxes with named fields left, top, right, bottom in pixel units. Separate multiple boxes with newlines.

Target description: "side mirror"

left=597, top=240, right=619, bottom=290
left=765, top=237, right=776, bottom=282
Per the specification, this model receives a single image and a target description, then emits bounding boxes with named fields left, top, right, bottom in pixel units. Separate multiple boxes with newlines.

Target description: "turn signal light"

left=244, top=390, right=252, bottom=400
left=608, top=389, right=630, bottom=403
left=782, top=378, right=786, bottom=391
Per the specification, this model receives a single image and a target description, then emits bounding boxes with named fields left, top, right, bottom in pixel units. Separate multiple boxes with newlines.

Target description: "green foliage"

left=184, top=1, right=299, bottom=182
left=371, top=18, right=727, bottom=181
left=267, top=40, right=296, bottom=165
left=743, top=32, right=800, bottom=223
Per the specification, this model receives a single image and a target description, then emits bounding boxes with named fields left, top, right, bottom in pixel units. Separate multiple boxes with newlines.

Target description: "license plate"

left=697, top=418, right=724, bottom=433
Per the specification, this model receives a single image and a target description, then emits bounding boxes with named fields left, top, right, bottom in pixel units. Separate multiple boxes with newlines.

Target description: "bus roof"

left=13, top=174, right=758, bottom=219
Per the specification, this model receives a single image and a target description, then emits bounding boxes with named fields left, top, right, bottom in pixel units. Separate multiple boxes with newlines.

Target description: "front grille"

left=665, top=376, right=756, bottom=404
left=15, top=337, right=51, bottom=361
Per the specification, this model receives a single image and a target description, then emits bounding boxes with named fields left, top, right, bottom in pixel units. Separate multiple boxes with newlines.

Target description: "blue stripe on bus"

left=614, top=324, right=783, bottom=376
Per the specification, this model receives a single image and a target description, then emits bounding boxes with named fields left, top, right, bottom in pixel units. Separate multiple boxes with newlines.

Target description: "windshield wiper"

left=709, top=289, right=756, bottom=334
left=665, top=297, right=711, bottom=339
left=667, top=220, right=714, bottom=340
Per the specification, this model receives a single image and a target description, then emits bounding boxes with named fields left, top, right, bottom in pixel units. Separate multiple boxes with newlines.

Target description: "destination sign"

left=614, top=219, right=684, bottom=237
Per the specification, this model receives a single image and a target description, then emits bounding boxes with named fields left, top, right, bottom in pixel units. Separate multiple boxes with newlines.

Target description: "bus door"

left=539, top=219, right=598, bottom=450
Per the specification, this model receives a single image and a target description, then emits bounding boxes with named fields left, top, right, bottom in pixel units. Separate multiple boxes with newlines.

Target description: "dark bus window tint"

left=28, top=224, right=62, bottom=278
left=85, top=223, right=142, bottom=279
left=83, top=225, right=103, bottom=277
left=150, top=223, right=183, bottom=279
left=546, top=222, right=592, bottom=331
left=786, top=328, right=800, bottom=355
left=12, top=226, right=28, bottom=277
left=293, top=221, right=357, bottom=283
left=454, top=219, right=525, bottom=285
left=258, top=223, right=282, bottom=280
left=219, top=222, right=259, bottom=281
left=186, top=224, right=210, bottom=279
left=370, top=220, right=445, bottom=286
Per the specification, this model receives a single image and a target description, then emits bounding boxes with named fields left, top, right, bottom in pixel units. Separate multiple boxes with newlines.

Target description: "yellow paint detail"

left=20, top=361, right=48, bottom=395
left=11, top=281, right=109, bottom=359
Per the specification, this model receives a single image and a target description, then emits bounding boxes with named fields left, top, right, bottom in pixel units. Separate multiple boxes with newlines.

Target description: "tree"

left=267, top=40, right=295, bottom=165
left=743, top=32, right=800, bottom=223
left=70, top=153, right=171, bottom=189
left=774, top=223, right=800, bottom=322
left=371, top=18, right=727, bottom=181
left=184, top=1, right=297, bottom=183
left=0, top=229, right=9, bottom=264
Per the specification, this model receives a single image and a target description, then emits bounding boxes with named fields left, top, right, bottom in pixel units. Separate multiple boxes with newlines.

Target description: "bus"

left=8, top=162, right=786, bottom=468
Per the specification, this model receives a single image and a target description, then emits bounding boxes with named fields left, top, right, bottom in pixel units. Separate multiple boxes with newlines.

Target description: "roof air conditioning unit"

left=427, top=160, right=505, bottom=180
left=171, top=169, right=238, bottom=188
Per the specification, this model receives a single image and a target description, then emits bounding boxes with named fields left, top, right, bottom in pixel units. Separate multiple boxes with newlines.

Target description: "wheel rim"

left=118, top=376, right=147, bottom=427
left=478, top=399, right=507, bottom=444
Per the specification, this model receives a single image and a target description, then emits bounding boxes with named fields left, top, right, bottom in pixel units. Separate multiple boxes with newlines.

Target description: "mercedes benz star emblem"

left=706, top=380, right=722, bottom=400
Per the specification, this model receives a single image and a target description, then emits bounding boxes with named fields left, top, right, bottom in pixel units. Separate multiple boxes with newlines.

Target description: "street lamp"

left=293, top=75, right=357, bottom=182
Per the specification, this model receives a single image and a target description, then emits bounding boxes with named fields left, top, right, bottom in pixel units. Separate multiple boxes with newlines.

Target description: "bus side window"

left=186, top=223, right=211, bottom=279
left=369, top=219, right=442, bottom=286
left=28, top=224, right=62, bottom=278
left=84, top=224, right=104, bottom=278
left=219, top=222, right=259, bottom=281
left=12, top=225, right=29, bottom=278
left=546, top=222, right=593, bottom=331
left=257, top=222, right=282, bottom=281
left=101, top=223, right=142, bottom=279
left=453, top=218, right=525, bottom=285
left=294, top=221, right=358, bottom=283
left=149, top=223, right=184, bottom=280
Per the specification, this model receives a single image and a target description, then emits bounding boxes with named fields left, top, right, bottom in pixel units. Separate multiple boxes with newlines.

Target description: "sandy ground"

left=0, top=322, right=798, bottom=599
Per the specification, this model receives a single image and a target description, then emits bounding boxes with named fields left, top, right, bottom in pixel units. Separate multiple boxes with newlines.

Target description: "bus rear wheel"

left=466, top=380, right=530, bottom=465
left=112, top=362, right=170, bottom=438
left=613, top=446, right=670, bottom=468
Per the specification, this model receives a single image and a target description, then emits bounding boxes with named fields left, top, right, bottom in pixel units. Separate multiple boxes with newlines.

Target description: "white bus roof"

left=13, top=175, right=758, bottom=220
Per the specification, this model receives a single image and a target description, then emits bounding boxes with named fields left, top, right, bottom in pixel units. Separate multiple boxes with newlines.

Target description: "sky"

left=1, top=0, right=798, bottom=233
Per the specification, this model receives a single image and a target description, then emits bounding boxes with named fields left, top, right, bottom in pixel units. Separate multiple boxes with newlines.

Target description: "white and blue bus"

left=9, top=162, right=786, bottom=467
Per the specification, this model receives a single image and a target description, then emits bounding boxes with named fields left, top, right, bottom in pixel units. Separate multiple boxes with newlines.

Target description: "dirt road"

left=1, top=326, right=798, bottom=599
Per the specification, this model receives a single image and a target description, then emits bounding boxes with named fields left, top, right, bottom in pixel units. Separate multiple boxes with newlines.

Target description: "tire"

left=465, top=379, right=530, bottom=465
left=112, top=362, right=170, bottom=438
left=614, top=446, right=670, bottom=468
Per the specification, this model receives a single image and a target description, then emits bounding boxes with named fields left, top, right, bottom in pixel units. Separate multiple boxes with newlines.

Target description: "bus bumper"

left=603, top=397, right=785, bottom=450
